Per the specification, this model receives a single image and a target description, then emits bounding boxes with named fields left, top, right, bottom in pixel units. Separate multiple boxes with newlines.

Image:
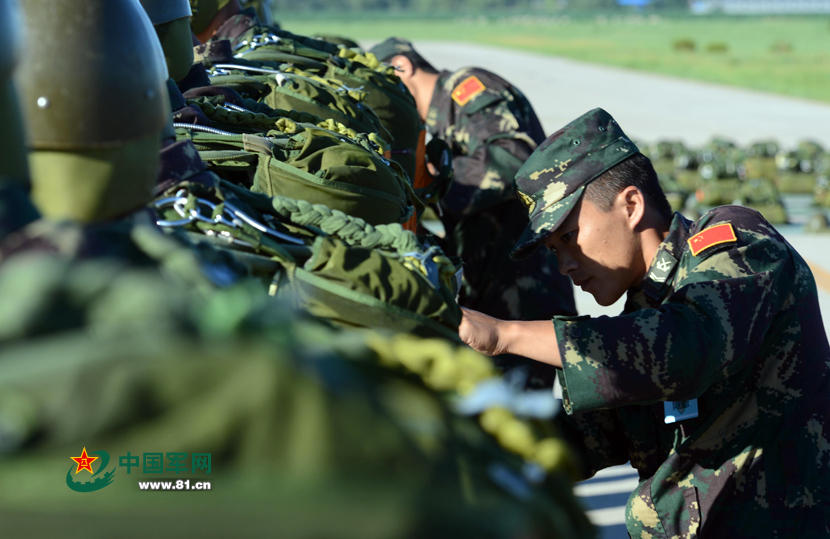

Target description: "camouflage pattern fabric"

left=553, top=206, right=830, bottom=537
left=425, top=67, right=575, bottom=346
left=0, top=247, right=593, bottom=539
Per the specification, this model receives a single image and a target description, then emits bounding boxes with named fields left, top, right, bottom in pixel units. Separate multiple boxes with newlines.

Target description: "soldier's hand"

left=459, top=307, right=506, bottom=356
left=460, top=309, right=563, bottom=367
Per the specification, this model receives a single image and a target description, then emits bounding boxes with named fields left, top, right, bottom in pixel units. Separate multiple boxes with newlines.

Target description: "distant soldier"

left=369, top=38, right=576, bottom=377
left=460, top=107, right=830, bottom=537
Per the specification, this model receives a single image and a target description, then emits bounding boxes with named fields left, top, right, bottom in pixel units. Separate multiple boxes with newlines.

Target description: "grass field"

left=279, top=13, right=830, bottom=103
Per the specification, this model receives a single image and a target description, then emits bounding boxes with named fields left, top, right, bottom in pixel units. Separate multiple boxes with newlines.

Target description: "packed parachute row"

left=0, top=0, right=594, bottom=535
left=643, top=137, right=830, bottom=230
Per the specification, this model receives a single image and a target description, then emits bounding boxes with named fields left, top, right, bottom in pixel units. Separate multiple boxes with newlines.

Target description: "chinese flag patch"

left=451, top=76, right=486, bottom=106
left=688, top=223, right=737, bottom=256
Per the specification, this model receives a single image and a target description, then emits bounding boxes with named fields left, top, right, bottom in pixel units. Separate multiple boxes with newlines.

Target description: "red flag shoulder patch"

left=688, top=223, right=737, bottom=256
left=451, top=75, right=486, bottom=106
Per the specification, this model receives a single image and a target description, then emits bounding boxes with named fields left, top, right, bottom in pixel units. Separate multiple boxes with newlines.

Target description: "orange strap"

left=412, top=129, right=429, bottom=190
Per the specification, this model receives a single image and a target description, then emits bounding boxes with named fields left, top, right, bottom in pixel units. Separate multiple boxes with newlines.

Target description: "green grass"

left=279, top=13, right=830, bottom=103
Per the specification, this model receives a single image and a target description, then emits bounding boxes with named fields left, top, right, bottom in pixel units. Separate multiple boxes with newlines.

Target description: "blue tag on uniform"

left=663, top=399, right=698, bottom=424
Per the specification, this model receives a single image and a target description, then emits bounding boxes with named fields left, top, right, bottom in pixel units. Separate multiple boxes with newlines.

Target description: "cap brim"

left=510, top=184, right=587, bottom=260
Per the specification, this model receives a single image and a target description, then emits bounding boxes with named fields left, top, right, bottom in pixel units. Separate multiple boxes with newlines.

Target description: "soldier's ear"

left=620, top=185, right=646, bottom=230
left=389, top=55, right=414, bottom=79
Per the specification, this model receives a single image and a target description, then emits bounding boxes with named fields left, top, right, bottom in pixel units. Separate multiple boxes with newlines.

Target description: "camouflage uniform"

left=426, top=68, right=575, bottom=321
left=513, top=108, right=830, bottom=537
left=556, top=206, right=830, bottom=536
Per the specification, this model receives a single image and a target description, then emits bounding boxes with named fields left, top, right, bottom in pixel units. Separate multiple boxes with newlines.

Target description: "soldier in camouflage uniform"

left=460, top=108, right=830, bottom=537
left=369, top=38, right=576, bottom=373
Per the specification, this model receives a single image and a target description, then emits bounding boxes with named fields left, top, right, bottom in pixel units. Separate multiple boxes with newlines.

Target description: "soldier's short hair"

left=584, top=153, right=672, bottom=223
left=370, top=37, right=439, bottom=74
left=398, top=50, right=438, bottom=75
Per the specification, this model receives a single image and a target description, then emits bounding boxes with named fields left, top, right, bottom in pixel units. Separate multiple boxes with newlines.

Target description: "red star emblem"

left=70, top=447, right=98, bottom=475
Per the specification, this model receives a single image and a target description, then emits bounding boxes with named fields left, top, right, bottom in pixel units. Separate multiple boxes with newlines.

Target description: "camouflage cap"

left=368, top=37, right=417, bottom=62
left=511, top=108, right=640, bottom=259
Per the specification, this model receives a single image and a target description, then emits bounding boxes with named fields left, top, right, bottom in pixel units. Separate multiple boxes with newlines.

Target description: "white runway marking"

left=575, top=475, right=640, bottom=497
left=586, top=506, right=628, bottom=527
left=593, top=464, right=641, bottom=479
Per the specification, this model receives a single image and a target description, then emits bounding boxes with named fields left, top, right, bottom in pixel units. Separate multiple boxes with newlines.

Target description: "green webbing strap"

left=265, top=193, right=420, bottom=255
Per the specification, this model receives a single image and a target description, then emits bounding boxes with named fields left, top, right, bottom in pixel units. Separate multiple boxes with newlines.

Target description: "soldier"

left=369, top=37, right=575, bottom=383
left=460, top=108, right=830, bottom=536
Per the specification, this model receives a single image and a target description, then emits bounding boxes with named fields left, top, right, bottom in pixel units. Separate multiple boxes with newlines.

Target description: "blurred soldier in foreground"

left=0, top=2, right=594, bottom=536
left=369, top=38, right=575, bottom=329
left=460, top=108, right=830, bottom=537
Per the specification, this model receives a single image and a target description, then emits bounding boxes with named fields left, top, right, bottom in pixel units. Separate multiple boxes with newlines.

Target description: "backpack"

left=174, top=119, right=418, bottom=228
left=207, top=64, right=391, bottom=145
left=152, top=175, right=462, bottom=339
left=210, top=27, right=423, bottom=181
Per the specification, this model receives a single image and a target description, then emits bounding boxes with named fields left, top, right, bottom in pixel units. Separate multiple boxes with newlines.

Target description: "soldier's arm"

left=459, top=309, right=630, bottom=478
left=459, top=307, right=562, bottom=367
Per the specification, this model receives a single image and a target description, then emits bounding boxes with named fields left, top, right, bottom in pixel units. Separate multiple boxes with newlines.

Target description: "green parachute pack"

left=173, top=119, right=417, bottom=228
left=152, top=167, right=461, bottom=340
left=207, top=62, right=391, bottom=145
left=207, top=25, right=423, bottom=181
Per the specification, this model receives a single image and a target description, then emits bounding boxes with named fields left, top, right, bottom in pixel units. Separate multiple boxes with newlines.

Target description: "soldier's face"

left=544, top=194, right=646, bottom=306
